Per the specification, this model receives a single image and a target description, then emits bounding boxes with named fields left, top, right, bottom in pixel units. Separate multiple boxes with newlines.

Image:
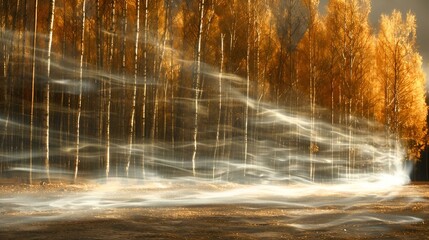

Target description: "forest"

left=0, top=0, right=426, bottom=184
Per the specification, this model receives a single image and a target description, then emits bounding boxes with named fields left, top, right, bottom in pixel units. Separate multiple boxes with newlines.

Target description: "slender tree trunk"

left=20, top=0, right=28, bottom=80
left=20, top=0, right=28, bottom=169
left=168, top=0, right=175, bottom=160
left=223, top=7, right=237, bottom=177
left=213, top=33, right=224, bottom=179
left=96, top=0, right=104, bottom=167
left=348, top=99, right=353, bottom=176
left=243, top=0, right=251, bottom=176
left=330, top=50, right=335, bottom=180
left=151, top=1, right=162, bottom=146
left=191, top=0, right=205, bottom=177
left=1, top=0, right=8, bottom=81
left=74, top=0, right=86, bottom=182
left=121, top=1, right=127, bottom=75
left=139, top=0, right=147, bottom=176
left=121, top=0, right=128, bottom=158
left=126, top=0, right=140, bottom=177
left=141, top=0, right=148, bottom=140
left=46, top=0, right=55, bottom=79
left=69, top=2, right=78, bottom=173
left=58, top=0, right=66, bottom=175
left=309, top=22, right=315, bottom=181
left=252, top=2, right=260, bottom=157
left=2, top=0, right=22, bottom=152
left=29, top=0, right=38, bottom=185
left=106, top=0, right=116, bottom=179
left=0, top=2, right=4, bottom=83
left=162, top=0, right=171, bottom=143
left=96, top=0, right=102, bottom=69
left=44, top=0, right=55, bottom=184
left=306, top=2, right=318, bottom=181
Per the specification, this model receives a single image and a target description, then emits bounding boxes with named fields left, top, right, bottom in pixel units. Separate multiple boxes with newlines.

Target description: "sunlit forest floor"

left=0, top=180, right=428, bottom=240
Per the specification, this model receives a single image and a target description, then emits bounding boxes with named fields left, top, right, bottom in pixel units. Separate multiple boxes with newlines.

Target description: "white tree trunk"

left=192, top=0, right=205, bottom=177
left=75, top=0, right=86, bottom=182
left=44, top=0, right=55, bottom=184
left=127, top=0, right=140, bottom=177
left=141, top=0, right=148, bottom=140
left=213, top=33, right=225, bottom=179
left=244, top=0, right=251, bottom=176
left=106, top=0, right=116, bottom=179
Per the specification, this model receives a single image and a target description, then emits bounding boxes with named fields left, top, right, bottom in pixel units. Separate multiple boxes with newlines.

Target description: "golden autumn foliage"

left=376, top=10, right=427, bottom=159
left=0, top=0, right=426, bottom=170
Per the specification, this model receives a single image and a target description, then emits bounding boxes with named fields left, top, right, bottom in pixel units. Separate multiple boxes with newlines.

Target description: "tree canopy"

left=0, top=0, right=426, bottom=181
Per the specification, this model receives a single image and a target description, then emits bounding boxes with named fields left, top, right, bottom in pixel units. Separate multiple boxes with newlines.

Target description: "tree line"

left=0, top=0, right=426, bottom=183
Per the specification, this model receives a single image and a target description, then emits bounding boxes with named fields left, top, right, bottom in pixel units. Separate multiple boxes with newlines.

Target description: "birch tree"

left=376, top=10, right=427, bottom=160
left=75, top=0, right=86, bottom=182
left=96, top=0, right=102, bottom=69
left=105, top=0, right=116, bottom=179
left=126, top=0, right=140, bottom=177
left=298, top=0, right=322, bottom=180
left=213, top=33, right=225, bottom=178
left=120, top=0, right=128, bottom=145
left=141, top=0, right=148, bottom=142
left=191, top=0, right=205, bottom=176
left=326, top=0, right=373, bottom=177
left=44, top=0, right=55, bottom=183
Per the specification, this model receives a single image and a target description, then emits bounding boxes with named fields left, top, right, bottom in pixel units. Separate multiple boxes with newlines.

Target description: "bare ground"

left=0, top=182, right=428, bottom=240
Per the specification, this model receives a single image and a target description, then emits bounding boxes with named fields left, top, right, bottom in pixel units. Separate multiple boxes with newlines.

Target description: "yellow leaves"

left=376, top=9, right=427, bottom=159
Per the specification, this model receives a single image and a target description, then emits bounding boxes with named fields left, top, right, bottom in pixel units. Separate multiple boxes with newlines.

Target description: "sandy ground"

left=0, top=182, right=428, bottom=240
